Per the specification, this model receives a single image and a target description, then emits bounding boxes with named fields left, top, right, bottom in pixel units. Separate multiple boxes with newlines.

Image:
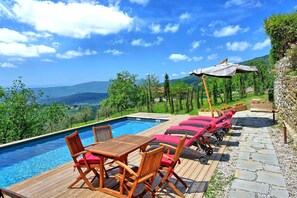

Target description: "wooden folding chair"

left=65, top=131, right=107, bottom=190
left=92, top=124, right=116, bottom=167
left=156, top=135, right=188, bottom=197
left=114, top=146, right=165, bottom=198
left=92, top=124, right=113, bottom=143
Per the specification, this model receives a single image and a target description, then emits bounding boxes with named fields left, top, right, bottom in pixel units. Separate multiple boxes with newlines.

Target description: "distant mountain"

left=169, top=75, right=201, bottom=85
left=40, top=92, right=108, bottom=105
left=33, top=81, right=110, bottom=99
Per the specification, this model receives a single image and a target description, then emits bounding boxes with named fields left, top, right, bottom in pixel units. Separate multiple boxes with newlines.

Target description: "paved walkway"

left=229, top=111, right=289, bottom=198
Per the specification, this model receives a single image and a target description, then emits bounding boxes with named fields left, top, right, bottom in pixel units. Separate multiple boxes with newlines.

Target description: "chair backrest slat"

left=137, top=146, right=164, bottom=178
left=65, top=131, right=84, bottom=156
left=92, top=125, right=113, bottom=142
left=173, top=135, right=187, bottom=162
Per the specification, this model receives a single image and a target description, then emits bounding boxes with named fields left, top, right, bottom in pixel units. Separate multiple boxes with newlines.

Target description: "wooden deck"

left=8, top=113, right=231, bottom=198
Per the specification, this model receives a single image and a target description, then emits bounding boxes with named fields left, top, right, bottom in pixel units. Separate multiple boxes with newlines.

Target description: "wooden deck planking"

left=7, top=113, right=231, bottom=198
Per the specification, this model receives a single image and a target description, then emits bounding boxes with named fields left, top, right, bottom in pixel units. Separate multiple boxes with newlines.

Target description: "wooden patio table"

left=87, top=134, right=155, bottom=196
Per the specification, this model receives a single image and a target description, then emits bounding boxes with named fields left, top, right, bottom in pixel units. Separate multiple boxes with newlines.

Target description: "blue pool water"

left=0, top=118, right=164, bottom=188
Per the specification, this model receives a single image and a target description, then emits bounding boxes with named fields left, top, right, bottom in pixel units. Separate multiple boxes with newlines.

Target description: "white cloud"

left=208, top=53, right=218, bottom=60
left=0, top=2, right=14, bottom=17
left=23, top=31, right=52, bottom=41
left=226, top=41, right=250, bottom=51
left=8, top=57, right=25, bottom=62
left=0, top=62, right=17, bottom=68
left=41, top=58, right=55, bottom=62
left=0, top=42, right=56, bottom=57
left=131, top=37, right=163, bottom=47
left=104, top=49, right=123, bottom=56
left=169, top=54, right=189, bottom=62
left=180, top=71, right=187, bottom=75
left=112, top=39, right=124, bottom=45
left=0, top=28, right=28, bottom=43
left=149, top=23, right=161, bottom=34
left=192, top=56, right=203, bottom=62
left=253, top=38, right=271, bottom=50
left=56, top=48, right=97, bottom=59
left=180, top=13, right=190, bottom=21
left=52, top=42, right=60, bottom=48
left=12, top=0, right=133, bottom=38
left=228, top=56, right=242, bottom=63
left=224, top=0, right=262, bottom=8
left=213, top=25, right=243, bottom=37
left=208, top=20, right=226, bottom=28
left=172, top=73, right=178, bottom=77
left=129, top=0, right=149, bottom=6
left=295, top=5, right=297, bottom=11
left=191, top=41, right=201, bottom=51
left=164, top=23, right=179, bottom=33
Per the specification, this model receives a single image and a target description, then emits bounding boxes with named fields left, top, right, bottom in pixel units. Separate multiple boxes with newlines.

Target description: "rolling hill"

left=40, top=92, right=108, bottom=105
left=33, top=81, right=110, bottom=99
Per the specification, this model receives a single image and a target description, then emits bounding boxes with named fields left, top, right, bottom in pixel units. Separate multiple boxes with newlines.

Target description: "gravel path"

left=205, top=111, right=296, bottom=198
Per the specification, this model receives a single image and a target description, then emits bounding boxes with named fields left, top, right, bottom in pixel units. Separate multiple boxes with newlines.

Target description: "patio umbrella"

left=190, top=59, right=258, bottom=116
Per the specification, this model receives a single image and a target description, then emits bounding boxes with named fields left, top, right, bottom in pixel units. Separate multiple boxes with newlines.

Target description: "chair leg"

left=127, top=182, right=138, bottom=198
left=70, top=168, right=96, bottom=190
left=172, top=172, right=188, bottom=188
left=155, top=170, right=170, bottom=192
left=157, top=170, right=185, bottom=197
left=68, top=169, right=90, bottom=189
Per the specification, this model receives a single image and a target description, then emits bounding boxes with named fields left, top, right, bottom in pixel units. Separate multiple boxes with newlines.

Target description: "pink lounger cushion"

left=152, top=134, right=193, bottom=147
left=179, top=120, right=216, bottom=132
left=189, top=110, right=235, bottom=123
left=166, top=125, right=205, bottom=133
left=216, top=119, right=231, bottom=129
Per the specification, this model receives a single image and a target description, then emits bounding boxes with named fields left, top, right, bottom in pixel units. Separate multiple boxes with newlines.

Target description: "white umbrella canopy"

left=189, top=59, right=258, bottom=116
left=190, top=61, right=258, bottom=77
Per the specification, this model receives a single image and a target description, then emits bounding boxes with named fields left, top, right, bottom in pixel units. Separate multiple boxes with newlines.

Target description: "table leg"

left=99, top=156, right=104, bottom=188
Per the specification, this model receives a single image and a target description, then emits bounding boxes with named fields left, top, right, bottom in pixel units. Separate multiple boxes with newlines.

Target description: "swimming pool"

left=0, top=117, right=165, bottom=188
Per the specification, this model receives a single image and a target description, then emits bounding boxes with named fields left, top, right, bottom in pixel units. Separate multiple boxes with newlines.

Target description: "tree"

left=141, top=74, right=159, bottom=112
left=0, top=78, right=45, bottom=142
left=44, top=102, right=66, bottom=132
left=107, top=71, right=138, bottom=115
left=80, top=106, right=92, bottom=124
left=164, top=73, right=170, bottom=99
left=264, top=12, right=297, bottom=64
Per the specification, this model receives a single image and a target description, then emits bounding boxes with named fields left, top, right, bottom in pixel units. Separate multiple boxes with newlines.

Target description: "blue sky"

left=0, top=0, right=296, bottom=87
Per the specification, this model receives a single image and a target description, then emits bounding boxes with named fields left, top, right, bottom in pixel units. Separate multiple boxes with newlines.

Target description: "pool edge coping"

left=0, top=114, right=170, bottom=149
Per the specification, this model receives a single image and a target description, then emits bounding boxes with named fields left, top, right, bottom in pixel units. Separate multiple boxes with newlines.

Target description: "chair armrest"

left=159, top=143, right=177, bottom=154
left=84, top=142, right=100, bottom=148
left=72, top=151, right=87, bottom=157
left=115, top=161, right=138, bottom=177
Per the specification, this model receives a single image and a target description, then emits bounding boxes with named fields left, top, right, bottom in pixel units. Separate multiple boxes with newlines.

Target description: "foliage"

left=264, top=12, right=297, bottom=64
left=105, top=71, right=138, bottom=114
left=164, top=73, right=170, bottom=99
left=0, top=78, right=66, bottom=143
left=43, top=102, right=67, bottom=132
left=79, top=106, right=93, bottom=123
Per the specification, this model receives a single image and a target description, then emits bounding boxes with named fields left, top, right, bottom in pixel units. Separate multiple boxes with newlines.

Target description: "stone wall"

left=274, top=57, right=297, bottom=146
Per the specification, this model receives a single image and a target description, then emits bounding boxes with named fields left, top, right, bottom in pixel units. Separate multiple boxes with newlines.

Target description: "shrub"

left=264, top=12, right=297, bottom=64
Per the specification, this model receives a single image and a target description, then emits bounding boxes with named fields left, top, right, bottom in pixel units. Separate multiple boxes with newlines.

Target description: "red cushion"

left=161, top=154, right=174, bottom=167
left=78, top=152, right=100, bottom=165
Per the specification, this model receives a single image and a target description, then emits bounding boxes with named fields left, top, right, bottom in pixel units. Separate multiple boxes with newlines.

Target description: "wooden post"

left=202, top=75, right=214, bottom=117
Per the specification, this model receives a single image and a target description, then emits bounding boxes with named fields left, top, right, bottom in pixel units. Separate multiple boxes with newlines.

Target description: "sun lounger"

left=179, top=119, right=226, bottom=141
left=164, top=125, right=218, bottom=155
left=150, top=125, right=209, bottom=164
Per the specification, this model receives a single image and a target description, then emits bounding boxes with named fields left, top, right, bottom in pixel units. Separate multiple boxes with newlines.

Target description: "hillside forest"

left=0, top=55, right=273, bottom=144
left=0, top=11, right=296, bottom=144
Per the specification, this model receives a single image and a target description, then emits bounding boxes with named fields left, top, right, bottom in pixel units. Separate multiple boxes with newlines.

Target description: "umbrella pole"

left=202, top=75, right=214, bottom=117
